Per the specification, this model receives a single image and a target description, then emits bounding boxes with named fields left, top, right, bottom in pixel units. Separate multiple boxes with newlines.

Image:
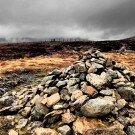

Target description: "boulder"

left=81, top=98, right=114, bottom=117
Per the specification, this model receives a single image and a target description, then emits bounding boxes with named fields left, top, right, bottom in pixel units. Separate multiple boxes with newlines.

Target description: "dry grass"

left=105, top=52, right=135, bottom=72
left=0, top=51, right=78, bottom=76
left=0, top=51, right=135, bottom=76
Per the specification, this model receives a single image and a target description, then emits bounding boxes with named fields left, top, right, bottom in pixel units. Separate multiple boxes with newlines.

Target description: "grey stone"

left=117, top=87, right=135, bottom=101
left=127, top=126, right=135, bottom=135
left=56, top=80, right=67, bottom=88
left=16, top=118, right=28, bottom=129
left=86, top=72, right=111, bottom=89
left=67, top=78, right=80, bottom=87
left=40, top=75, right=54, bottom=86
left=81, top=98, right=114, bottom=117
left=74, top=62, right=87, bottom=73
left=100, top=89, right=114, bottom=96
left=44, top=87, right=59, bottom=95
left=67, top=84, right=79, bottom=94
left=0, top=96, right=14, bottom=106
left=31, top=104, right=49, bottom=120
left=57, top=125, right=71, bottom=135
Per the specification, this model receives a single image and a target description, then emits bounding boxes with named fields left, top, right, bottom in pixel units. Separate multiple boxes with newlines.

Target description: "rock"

left=31, top=95, right=42, bottom=105
left=41, top=98, right=48, bottom=105
left=16, top=118, right=28, bottom=129
left=44, top=87, right=59, bottom=95
left=48, top=69, right=61, bottom=76
left=107, top=69, right=118, bottom=79
left=81, top=98, right=114, bottom=117
left=40, top=75, right=55, bottom=86
left=0, top=96, right=14, bottom=106
left=9, top=104, right=24, bottom=112
left=72, top=95, right=88, bottom=106
left=53, top=103, right=69, bottom=110
left=27, top=121, right=43, bottom=131
left=74, top=62, right=87, bottom=72
left=57, top=125, right=71, bottom=135
left=86, top=72, right=111, bottom=89
left=129, top=118, right=135, bottom=126
left=22, top=106, right=31, bottom=117
left=73, top=117, right=105, bottom=135
left=67, top=78, right=80, bottom=87
left=126, top=126, right=135, bottom=135
left=8, top=129, right=18, bottom=135
left=67, top=84, right=79, bottom=94
left=81, top=85, right=98, bottom=97
left=62, top=110, right=76, bottom=124
left=117, top=87, right=135, bottom=101
left=88, top=62, right=104, bottom=74
left=60, top=89, right=70, bottom=101
left=71, top=90, right=83, bottom=101
left=129, top=102, right=135, bottom=109
left=47, top=93, right=60, bottom=106
left=79, top=73, right=86, bottom=81
left=117, top=99, right=127, bottom=110
left=56, top=80, right=67, bottom=88
left=100, top=89, right=114, bottom=96
left=31, top=104, right=49, bottom=120
left=33, top=128, right=59, bottom=135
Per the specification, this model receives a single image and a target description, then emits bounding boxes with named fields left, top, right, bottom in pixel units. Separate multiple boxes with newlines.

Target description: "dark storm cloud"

left=0, top=0, right=134, bottom=40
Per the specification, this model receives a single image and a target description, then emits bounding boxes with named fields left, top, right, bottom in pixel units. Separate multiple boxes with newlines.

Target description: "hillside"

left=0, top=38, right=135, bottom=60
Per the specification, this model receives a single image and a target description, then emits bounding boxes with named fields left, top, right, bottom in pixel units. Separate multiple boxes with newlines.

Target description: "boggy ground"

left=0, top=50, right=135, bottom=93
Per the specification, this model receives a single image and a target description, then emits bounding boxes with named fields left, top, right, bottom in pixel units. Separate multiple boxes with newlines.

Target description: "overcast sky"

left=0, top=0, right=135, bottom=40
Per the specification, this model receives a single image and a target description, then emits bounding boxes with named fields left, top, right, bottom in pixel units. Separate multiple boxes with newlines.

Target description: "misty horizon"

left=0, top=0, right=135, bottom=40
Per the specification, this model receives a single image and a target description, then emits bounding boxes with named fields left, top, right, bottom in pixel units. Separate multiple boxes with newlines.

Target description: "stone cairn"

left=0, top=50, right=135, bottom=135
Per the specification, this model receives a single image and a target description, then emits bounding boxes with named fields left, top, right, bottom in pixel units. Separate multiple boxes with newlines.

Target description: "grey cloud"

left=0, top=0, right=134, bottom=40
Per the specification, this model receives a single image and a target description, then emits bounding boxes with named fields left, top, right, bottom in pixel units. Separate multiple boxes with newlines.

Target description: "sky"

left=0, top=0, right=135, bottom=40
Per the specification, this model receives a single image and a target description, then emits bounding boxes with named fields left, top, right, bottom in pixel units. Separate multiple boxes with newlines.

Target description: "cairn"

left=0, top=50, right=135, bottom=135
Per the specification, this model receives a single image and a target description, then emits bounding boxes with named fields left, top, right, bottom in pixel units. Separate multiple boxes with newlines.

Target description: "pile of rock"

left=0, top=50, right=135, bottom=135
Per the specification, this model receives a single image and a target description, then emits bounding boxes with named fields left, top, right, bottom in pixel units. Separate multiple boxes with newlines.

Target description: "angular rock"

left=44, top=87, right=59, bottom=95
left=126, top=126, right=135, bottom=135
left=31, top=104, right=49, bottom=120
left=86, top=72, right=111, bottom=89
left=62, top=110, right=76, bottom=124
left=8, top=129, right=18, bottom=135
left=67, top=78, right=80, bottom=87
left=117, top=87, right=135, bottom=101
left=56, top=80, right=67, bottom=88
left=67, top=84, right=79, bottom=94
left=74, top=62, right=87, bottom=73
left=81, top=85, right=98, bottom=97
left=16, top=118, right=28, bottom=129
left=46, top=93, right=60, bottom=106
left=57, top=125, right=71, bottom=135
left=100, top=89, right=114, bottom=96
left=81, top=98, right=114, bottom=117
left=72, top=95, right=89, bottom=106
left=71, top=90, right=83, bottom=101
left=0, top=96, right=14, bottom=106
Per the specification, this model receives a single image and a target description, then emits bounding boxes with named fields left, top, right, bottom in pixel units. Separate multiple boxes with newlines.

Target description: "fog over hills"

left=0, top=0, right=135, bottom=40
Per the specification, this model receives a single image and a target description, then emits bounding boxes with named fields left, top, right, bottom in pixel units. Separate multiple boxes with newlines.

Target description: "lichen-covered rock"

left=81, top=98, right=114, bottom=117
left=86, top=72, right=112, bottom=89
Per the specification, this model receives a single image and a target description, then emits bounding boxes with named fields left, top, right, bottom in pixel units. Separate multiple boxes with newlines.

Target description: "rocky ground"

left=0, top=50, right=135, bottom=135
